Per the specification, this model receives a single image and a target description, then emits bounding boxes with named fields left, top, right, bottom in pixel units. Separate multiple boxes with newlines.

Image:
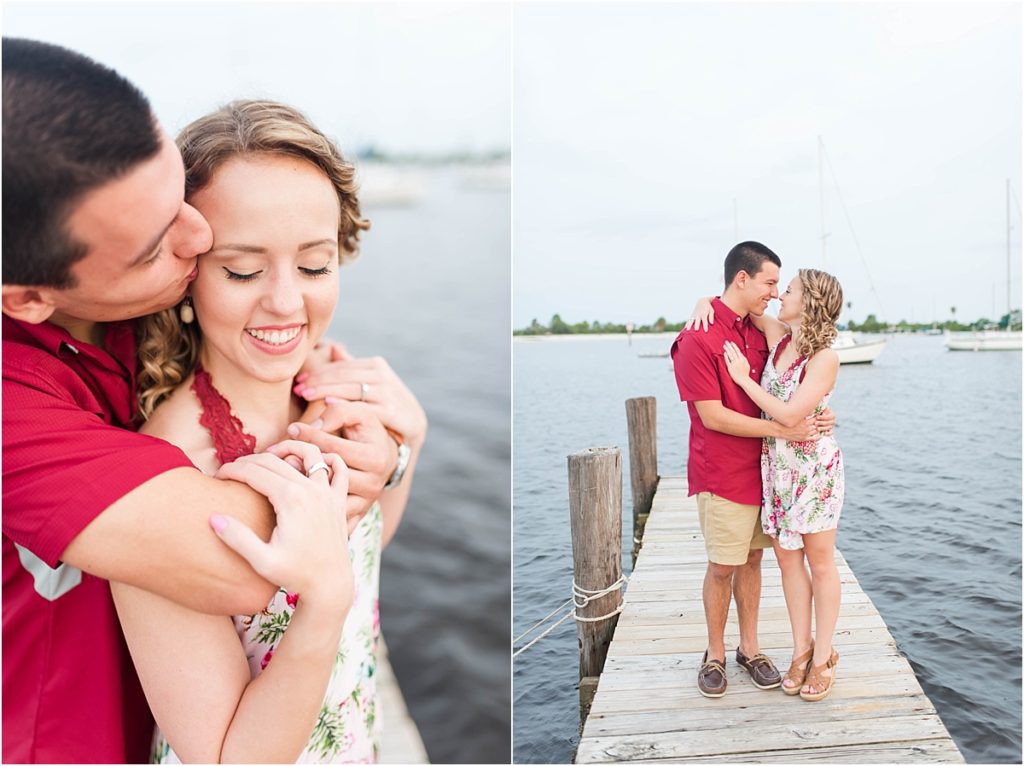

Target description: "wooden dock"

left=575, top=476, right=964, bottom=764
left=378, top=637, right=430, bottom=763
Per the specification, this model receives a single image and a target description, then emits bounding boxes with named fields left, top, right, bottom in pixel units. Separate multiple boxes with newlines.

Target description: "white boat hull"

left=358, top=164, right=425, bottom=207
left=944, top=330, right=1022, bottom=351
left=833, top=331, right=887, bottom=364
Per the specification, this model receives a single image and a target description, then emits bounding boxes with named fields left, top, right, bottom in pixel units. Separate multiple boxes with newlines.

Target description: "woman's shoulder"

left=140, top=380, right=212, bottom=458
left=808, top=347, right=839, bottom=364
left=805, top=347, right=839, bottom=374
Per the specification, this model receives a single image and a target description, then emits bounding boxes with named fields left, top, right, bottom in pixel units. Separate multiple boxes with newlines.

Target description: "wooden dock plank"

left=584, top=694, right=937, bottom=738
left=577, top=714, right=954, bottom=763
left=588, top=673, right=929, bottom=717
left=574, top=477, right=963, bottom=764
left=599, top=739, right=964, bottom=764
left=378, top=637, right=430, bottom=763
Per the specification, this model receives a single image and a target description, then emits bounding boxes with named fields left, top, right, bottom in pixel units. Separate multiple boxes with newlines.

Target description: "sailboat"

left=817, top=137, right=887, bottom=365
left=833, top=330, right=887, bottom=364
left=944, top=180, right=1022, bottom=351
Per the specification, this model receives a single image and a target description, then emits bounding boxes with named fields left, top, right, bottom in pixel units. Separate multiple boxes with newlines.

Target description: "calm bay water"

left=512, top=332, right=1021, bottom=764
left=333, top=167, right=510, bottom=763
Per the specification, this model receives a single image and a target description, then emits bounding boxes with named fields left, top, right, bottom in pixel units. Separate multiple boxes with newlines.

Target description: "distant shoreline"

left=512, top=330, right=950, bottom=343
left=513, top=332, right=679, bottom=343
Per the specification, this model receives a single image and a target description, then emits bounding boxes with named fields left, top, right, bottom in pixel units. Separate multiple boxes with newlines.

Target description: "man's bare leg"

left=733, top=547, right=764, bottom=657
left=703, top=561, right=736, bottom=661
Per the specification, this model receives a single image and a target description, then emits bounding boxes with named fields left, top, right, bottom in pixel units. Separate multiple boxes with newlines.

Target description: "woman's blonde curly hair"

left=136, top=99, right=369, bottom=420
left=794, top=268, right=844, bottom=358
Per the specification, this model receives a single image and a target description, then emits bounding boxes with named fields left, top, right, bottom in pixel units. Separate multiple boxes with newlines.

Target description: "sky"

left=5, top=2, right=1021, bottom=327
left=2, top=2, right=511, bottom=155
left=513, top=2, right=1023, bottom=326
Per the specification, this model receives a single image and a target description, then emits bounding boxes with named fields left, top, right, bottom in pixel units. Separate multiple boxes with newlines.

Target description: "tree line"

left=515, top=309, right=1022, bottom=336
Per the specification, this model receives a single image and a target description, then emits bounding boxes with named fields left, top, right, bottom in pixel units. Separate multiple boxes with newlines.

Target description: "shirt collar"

left=711, top=297, right=753, bottom=329
left=4, top=312, right=81, bottom=355
left=2, top=313, right=136, bottom=372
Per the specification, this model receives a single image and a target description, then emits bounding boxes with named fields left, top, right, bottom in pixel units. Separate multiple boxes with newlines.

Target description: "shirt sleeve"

left=671, top=332, right=722, bottom=402
left=2, top=371, right=196, bottom=569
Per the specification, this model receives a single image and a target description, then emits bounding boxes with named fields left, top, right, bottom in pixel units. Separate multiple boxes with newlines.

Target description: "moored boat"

left=944, top=330, right=1022, bottom=351
left=833, top=330, right=887, bottom=364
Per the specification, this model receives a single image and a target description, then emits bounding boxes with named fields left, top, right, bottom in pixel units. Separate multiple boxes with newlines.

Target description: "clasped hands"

left=723, top=340, right=835, bottom=440
left=217, top=341, right=425, bottom=547
left=290, top=342, right=425, bottom=528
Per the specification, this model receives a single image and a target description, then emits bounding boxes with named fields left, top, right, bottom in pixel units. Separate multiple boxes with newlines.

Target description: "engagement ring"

left=306, top=461, right=331, bottom=479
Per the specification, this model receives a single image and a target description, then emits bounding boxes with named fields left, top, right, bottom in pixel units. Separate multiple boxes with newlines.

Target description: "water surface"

left=334, top=168, right=510, bottom=763
left=512, top=333, right=1021, bottom=764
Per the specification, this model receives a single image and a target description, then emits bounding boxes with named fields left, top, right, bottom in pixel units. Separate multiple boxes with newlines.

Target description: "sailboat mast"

left=819, top=135, right=827, bottom=269
left=1007, top=178, right=1012, bottom=317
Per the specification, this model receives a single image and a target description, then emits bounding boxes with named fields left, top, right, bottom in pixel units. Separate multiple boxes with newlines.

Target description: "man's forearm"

left=704, top=407, right=774, bottom=436
left=62, top=468, right=278, bottom=615
left=698, top=405, right=778, bottom=438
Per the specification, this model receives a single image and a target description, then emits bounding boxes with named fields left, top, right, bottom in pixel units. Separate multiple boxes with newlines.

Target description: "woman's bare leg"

left=773, top=540, right=812, bottom=691
left=802, top=528, right=840, bottom=691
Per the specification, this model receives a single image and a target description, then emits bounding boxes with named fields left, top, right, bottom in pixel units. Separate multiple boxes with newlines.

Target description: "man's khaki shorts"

left=697, top=492, right=772, bottom=566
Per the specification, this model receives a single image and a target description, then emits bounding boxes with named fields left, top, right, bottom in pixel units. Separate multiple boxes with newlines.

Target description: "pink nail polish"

left=210, top=514, right=228, bottom=533
left=296, top=372, right=309, bottom=383
left=324, top=396, right=338, bottom=406
left=292, top=384, right=304, bottom=395
left=302, top=387, right=316, bottom=397
left=287, top=424, right=300, bottom=437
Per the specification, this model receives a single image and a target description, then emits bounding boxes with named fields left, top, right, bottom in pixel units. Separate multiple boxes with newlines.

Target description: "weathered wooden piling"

left=568, top=447, right=624, bottom=722
left=625, top=396, right=658, bottom=563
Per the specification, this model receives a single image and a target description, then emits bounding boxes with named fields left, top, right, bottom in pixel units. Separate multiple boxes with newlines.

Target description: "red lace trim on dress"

left=191, top=361, right=257, bottom=464
left=774, top=334, right=808, bottom=381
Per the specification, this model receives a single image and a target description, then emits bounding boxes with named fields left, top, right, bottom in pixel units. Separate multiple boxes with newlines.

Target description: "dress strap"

left=794, top=352, right=811, bottom=383
left=191, top=362, right=257, bottom=465
left=769, top=334, right=792, bottom=369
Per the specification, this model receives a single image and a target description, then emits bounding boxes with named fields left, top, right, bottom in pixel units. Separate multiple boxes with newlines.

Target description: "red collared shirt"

left=670, top=298, right=768, bottom=506
left=2, top=314, right=194, bottom=763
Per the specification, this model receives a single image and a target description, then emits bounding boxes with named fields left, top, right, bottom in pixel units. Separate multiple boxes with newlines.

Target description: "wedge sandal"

left=782, top=644, right=813, bottom=696
left=800, top=648, right=839, bottom=701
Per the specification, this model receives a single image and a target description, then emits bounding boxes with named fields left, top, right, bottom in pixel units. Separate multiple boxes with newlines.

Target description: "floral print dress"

left=151, top=502, right=383, bottom=764
left=760, top=335, right=844, bottom=550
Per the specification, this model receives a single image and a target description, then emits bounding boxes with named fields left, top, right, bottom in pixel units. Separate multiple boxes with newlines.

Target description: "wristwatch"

left=383, top=440, right=411, bottom=490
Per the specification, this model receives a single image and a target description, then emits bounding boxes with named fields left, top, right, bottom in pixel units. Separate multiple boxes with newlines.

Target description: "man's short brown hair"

left=2, top=38, right=161, bottom=288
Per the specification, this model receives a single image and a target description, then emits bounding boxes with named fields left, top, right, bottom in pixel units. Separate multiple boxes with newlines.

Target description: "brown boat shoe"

left=735, top=647, right=782, bottom=690
left=697, top=651, right=727, bottom=698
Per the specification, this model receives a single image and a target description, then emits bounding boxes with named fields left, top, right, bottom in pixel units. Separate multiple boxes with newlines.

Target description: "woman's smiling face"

left=778, top=275, right=804, bottom=324
left=188, top=154, right=341, bottom=384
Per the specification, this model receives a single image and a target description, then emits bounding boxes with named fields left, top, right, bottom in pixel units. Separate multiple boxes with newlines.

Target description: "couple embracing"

left=671, top=241, right=846, bottom=702
left=3, top=39, right=425, bottom=763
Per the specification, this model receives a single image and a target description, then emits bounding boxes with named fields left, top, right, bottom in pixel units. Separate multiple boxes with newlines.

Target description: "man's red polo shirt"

left=3, top=314, right=194, bottom=763
left=670, top=298, right=768, bottom=506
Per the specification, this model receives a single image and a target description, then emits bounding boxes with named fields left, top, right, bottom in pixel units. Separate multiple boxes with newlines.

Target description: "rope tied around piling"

left=572, top=574, right=628, bottom=618
left=512, top=575, right=628, bottom=658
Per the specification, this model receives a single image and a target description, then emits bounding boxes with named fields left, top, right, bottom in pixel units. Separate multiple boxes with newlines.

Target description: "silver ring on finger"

left=360, top=382, right=370, bottom=401
left=306, top=461, right=331, bottom=480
